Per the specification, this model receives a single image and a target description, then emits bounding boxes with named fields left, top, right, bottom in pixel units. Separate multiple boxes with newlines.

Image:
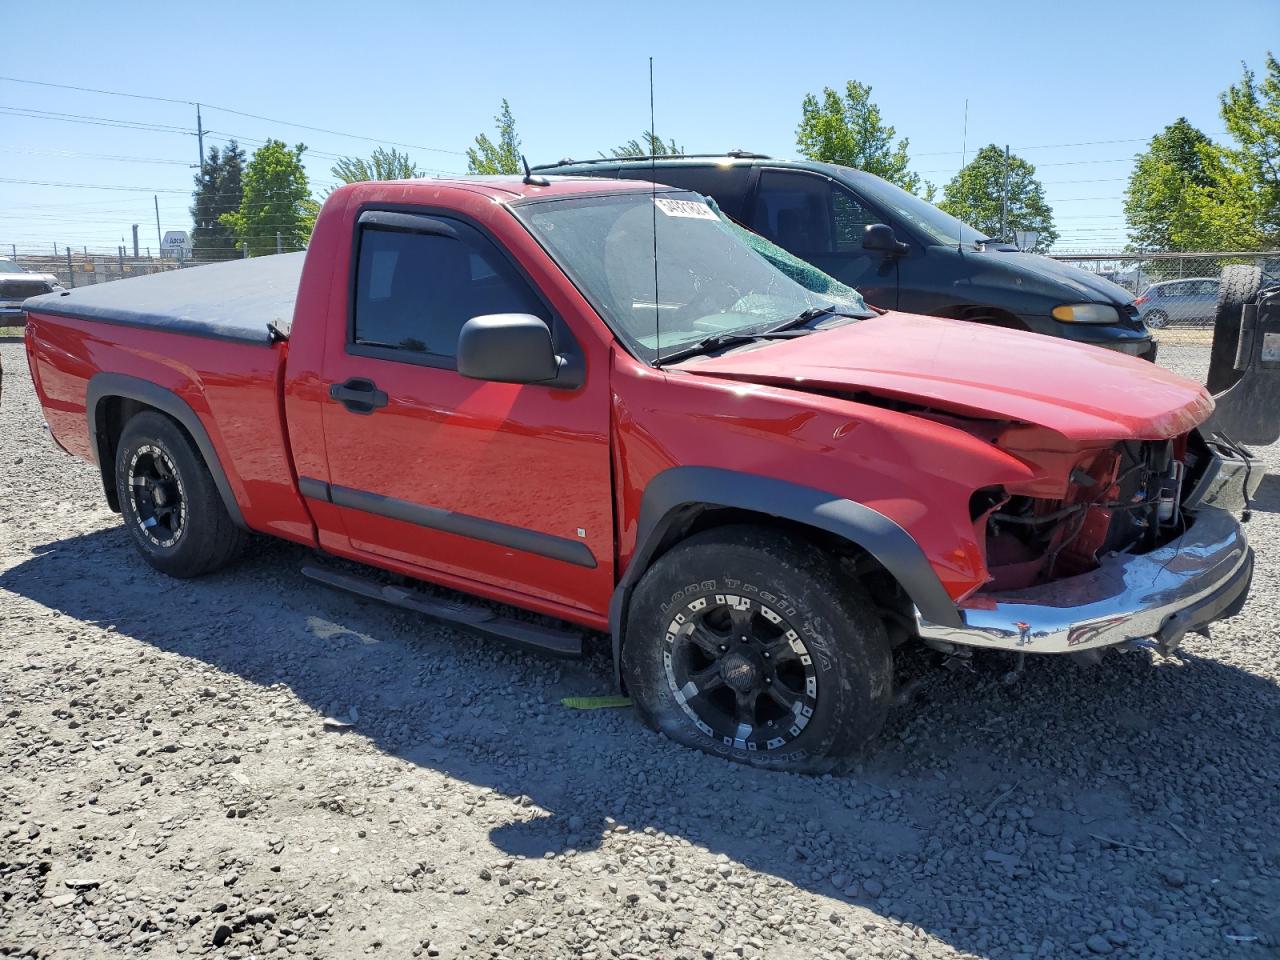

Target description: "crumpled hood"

left=675, top=312, right=1212, bottom=441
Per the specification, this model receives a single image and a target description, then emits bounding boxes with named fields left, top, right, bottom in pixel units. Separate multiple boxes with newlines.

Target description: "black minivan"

left=535, top=153, right=1154, bottom=359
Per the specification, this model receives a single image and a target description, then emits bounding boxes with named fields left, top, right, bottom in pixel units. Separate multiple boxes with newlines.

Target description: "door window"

left=750, top=170, right=877, bottom=255
left=352, top=223, right=548, bottom=364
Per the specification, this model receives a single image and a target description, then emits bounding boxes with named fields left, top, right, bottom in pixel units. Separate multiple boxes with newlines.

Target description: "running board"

left=301, top=565, right=583, bottom=657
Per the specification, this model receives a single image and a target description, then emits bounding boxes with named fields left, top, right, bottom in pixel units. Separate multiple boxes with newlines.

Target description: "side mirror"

left=457, top=314, right=562, bottom=385
left=863, top=223, right=909, bottom=256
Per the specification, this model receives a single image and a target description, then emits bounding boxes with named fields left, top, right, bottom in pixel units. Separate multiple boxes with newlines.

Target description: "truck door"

left=314, top=211, right=614, bottom=617
left=747, top=168, right=898, bottom=309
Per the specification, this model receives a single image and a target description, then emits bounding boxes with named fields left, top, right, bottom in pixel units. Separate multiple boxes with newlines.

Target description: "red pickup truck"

left=21, top=176, right=1260, bottom=771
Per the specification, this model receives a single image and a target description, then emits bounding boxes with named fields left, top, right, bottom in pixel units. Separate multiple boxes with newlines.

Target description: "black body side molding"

left=299, top=477, right=597, bottom=569
left=86, top=373, right=247, bottom=529
left=608, top=466, right=963, bottom=683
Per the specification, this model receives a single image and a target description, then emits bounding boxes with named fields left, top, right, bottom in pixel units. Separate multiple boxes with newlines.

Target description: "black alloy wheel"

left=665, top=591, right=818, bottom=751
left=623, top=525, right=894, bottom=772
left=127, top=443, right=187, bottom=548
left=114, top=411, right=246, bottom=578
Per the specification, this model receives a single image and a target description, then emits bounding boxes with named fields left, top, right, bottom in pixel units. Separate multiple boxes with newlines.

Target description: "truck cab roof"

left=345, top=174, right=674, bottom=204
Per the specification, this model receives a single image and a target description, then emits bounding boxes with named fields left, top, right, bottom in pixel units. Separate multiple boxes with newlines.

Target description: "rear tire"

left=114, top=411, right=246, bottom=578
left=1144, top=309, right=1169, bottom=329
left=622, top=526, right=893, bottom=773
left=1208, top=264, right=1263, bottom=394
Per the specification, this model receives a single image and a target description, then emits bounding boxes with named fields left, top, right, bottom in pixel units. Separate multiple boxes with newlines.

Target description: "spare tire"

left=1208, top=264, right=1264, bottom=394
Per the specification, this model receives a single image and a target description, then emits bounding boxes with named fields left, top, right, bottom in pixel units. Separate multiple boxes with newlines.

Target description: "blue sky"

left=2, top=0, right=1274, bottom=254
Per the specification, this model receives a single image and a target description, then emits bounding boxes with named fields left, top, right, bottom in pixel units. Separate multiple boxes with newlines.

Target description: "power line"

left=0, top=74, right=469, bottom=157
left=0, top=105, right=192, bottom=134
left=0, top=177, right=188, bottom=193
left=0, top=75, right=192, bottom=105
left=0, top=146, right=193, bottom=166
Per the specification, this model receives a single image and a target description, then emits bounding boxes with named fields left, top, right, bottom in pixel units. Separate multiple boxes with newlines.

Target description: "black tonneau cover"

left=22, top=252, right=304, bottom=345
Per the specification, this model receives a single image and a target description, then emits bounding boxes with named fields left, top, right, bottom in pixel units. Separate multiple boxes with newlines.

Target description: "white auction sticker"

left=654, top=197, right=718, bottom=220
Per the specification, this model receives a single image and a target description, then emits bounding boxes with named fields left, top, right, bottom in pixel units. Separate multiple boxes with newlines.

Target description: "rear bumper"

left=915, top=507, right=1251, bottom=655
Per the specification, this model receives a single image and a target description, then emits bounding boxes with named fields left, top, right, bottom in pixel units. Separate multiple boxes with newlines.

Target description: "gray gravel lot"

left=1, top=337, right=1278, bottom=959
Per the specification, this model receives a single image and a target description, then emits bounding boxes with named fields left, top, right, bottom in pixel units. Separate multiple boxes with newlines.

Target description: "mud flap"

left=1203, top=276, right=1280, bottom=447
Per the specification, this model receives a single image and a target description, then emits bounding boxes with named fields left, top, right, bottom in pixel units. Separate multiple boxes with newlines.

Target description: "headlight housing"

left=1051, top=303, right=1121, bottom=324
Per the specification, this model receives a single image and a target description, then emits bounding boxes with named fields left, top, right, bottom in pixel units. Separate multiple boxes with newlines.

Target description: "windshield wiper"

left=653, top=328, right=812, bottom=367
left=653, top=305, right=864, bottom=367
left=764, top=304, right=866, bottom=334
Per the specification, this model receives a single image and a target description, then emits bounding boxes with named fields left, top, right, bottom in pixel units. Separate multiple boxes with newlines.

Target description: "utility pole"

left=131, top=224, right=140, bottom=258
left=196, top=104, right=205, bottom=172
left=154, top=195, right=163, bottom=252
left=276, top=232, right=283, bottom=255
left=1000, top=144, right=1010, bottom=240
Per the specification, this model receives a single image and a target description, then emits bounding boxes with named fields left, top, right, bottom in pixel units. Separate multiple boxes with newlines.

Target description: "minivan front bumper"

left=915, top=507, right=1251, bottom=655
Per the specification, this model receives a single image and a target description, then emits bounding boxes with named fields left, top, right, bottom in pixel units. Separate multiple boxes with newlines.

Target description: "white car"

left=0, top=257, right=63, bottom=324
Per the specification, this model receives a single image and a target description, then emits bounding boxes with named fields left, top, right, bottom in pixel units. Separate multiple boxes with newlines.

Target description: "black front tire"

left=114, top=411, right=246, bottom=578
left=622, top=526, right=893, bottom=773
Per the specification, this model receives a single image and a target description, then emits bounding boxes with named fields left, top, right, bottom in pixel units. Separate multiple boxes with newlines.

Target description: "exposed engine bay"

left=972, top=430, right=1252, bottom=592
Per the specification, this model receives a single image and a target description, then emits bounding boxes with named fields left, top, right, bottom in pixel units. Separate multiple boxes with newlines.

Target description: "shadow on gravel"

left=1250, top=473, right=1280, bottom=514
left=5, top=527, right=1279, bottom=957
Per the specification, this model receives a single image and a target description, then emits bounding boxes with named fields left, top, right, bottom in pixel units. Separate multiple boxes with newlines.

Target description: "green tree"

left=219, top=140, right=313, bottom=256
left=795, top=81, right=925, bottom=194
left=467, top=99, right=521, bottom=175
left=939, top=144, right=1057, bottom=250
left=1124, top=118, right=1216, bottom=250
left=1209, top=52, right=1280, bottom=245
left=190, top=141, right=245, bottom=261
left=329, top=147, right=421, bottom=190
left=605, top=130, right=684, bottom=158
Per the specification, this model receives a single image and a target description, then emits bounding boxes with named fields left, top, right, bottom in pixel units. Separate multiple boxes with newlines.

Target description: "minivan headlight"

left=1052, top=303, right=1120, bottom=324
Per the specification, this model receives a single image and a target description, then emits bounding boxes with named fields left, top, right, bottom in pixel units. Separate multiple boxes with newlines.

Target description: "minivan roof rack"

left=532, top=149, right=771, bottom=171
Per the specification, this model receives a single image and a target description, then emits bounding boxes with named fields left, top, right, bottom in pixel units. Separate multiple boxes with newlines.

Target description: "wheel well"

left=93, top=397, right=197, bottom=513
left=937, top=305, right=1028, bottom=331
left=628, top=505, right=915, bottom=641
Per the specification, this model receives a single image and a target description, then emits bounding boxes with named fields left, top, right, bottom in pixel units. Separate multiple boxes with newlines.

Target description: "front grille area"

left=979, top=439, right=1188, bottom=590
left=0, top=280, right=53, bottom=300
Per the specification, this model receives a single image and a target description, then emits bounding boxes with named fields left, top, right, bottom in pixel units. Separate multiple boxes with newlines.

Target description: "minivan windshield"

left=852, top=172, right=990, bottom=247
left=516, top=191, right=865, bottom=364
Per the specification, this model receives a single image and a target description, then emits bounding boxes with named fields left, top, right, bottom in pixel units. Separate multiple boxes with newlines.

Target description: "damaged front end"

left=917, top=425, right=1259, bottom=657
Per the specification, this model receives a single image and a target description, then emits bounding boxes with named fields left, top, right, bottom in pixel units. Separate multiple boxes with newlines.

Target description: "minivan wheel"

left=1145, top=309, right=1169, bottom=329
left=622, top=526, right=893, bottom=772
left=114, top=411, right=246, bottom=578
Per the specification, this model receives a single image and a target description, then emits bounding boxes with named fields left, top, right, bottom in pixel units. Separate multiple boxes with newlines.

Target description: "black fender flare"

left=609, top=466, right=962, bottom=682
left=86, top=372, right=247, bottom=529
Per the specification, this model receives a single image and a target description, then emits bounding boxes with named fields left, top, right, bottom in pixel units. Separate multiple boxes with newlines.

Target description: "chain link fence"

left=6, top=249, right=246, bottom=289
left=9, top=245, right=1280, bottom=331
left=1050, top=251, right=1280, bottom=327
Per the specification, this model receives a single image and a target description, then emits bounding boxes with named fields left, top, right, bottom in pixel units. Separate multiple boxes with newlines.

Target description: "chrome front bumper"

left=916, top=507, right=1253, bottom=655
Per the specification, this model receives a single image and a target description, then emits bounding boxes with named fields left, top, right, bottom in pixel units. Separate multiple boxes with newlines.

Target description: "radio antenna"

left=650, top=56, right=661, bottom=362
left=958, top=98, right=968, bottom=254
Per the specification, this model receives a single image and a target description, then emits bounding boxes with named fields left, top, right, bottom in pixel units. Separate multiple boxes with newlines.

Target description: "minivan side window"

left=352, top=224, right=548, bottom=363
left=750, top=170, right=877, bottom=255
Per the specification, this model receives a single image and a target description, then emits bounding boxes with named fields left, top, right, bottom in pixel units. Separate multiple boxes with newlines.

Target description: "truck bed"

left=22, top=253, right=304, bottom=344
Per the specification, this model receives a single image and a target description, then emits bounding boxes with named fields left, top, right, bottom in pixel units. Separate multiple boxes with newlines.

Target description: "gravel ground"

left=1, top=338, right=1278, bottom=960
